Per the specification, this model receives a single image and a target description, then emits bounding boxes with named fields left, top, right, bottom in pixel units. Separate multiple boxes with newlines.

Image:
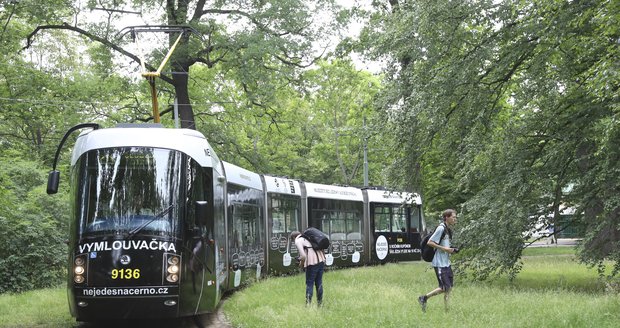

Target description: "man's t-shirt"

left=430, top=223, right=451, bottom=268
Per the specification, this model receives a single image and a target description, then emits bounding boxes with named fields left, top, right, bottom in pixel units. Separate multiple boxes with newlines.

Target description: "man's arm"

left=427, top=240, right=456, bottom=254
left=428, top=225, right=456, bottom=253
left=294, top=237, right=307, bottom=261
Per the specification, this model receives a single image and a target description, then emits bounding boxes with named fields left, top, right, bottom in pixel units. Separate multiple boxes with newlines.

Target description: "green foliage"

left=0, top=157, right=69, bottom=294
left=364, top=0, right=620, bottom=279
left=191, top=59, right=383, bottom=186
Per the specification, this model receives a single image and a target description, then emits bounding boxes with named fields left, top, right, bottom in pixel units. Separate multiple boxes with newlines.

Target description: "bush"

left=0, top=159, right=69, bottom=294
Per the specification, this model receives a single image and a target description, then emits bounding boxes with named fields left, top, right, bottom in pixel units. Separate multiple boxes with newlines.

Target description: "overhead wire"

left=0, top=97, right=235, bottom=109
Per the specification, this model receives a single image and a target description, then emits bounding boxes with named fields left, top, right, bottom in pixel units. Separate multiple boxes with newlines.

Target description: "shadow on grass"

left=483, top=275, right=606, bottom=294
left=76, top=313, right=222, bottom=328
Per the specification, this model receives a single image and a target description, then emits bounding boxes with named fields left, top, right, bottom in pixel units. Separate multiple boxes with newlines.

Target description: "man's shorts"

left=434, top=266, right=454, bottom=291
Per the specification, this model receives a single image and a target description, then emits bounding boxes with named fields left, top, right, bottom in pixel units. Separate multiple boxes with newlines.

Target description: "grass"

left=1, top=248, right=618, bottom=327
left=522, top=246, right=576, bottom=257
left=0, top=287, right=75, bottom=328
left=223, top=248, right=619, bottom=328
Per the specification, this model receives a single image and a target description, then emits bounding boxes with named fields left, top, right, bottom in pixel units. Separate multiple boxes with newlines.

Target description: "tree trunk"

left=172, top=69, right=195, bottom=129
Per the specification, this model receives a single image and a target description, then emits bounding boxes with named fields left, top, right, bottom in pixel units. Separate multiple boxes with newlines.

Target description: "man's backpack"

left=420, top=223, right=447, bottom=262
left=301, top=227, right=330, bottom=251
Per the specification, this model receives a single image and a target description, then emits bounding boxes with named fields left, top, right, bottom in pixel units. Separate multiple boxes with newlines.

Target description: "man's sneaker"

left=418, top=295, right=427, bottom=312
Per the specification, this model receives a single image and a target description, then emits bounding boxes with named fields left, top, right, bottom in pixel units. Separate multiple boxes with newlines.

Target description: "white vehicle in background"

left=524, top=205, right=576, bottom=241
left=525, top=220, right=549, bottom=240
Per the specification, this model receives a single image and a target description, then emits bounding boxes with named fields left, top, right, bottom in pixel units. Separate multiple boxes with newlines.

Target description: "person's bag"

left=420, top=224, right=446, bottom=262
left=301, top=227, right=330, bottom=250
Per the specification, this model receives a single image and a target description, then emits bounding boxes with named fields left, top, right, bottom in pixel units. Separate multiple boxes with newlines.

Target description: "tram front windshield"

left=73, top=147, right=183, bottom=240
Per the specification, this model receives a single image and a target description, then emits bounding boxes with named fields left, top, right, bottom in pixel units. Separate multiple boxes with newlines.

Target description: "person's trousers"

left=305, top=261, right=325, bottom=304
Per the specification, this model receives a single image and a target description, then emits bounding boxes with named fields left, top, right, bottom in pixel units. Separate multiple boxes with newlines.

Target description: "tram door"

left=180, top=163, right=211, bottom=315
left=371, top=204, right=423, bottom=262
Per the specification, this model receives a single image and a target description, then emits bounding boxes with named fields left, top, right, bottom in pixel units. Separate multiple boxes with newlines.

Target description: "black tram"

left=47, top=123, right=426, bottom=321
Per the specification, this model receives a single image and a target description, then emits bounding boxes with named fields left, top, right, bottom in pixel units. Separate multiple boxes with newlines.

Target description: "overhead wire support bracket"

left=116, top=25, right=201, bottom=123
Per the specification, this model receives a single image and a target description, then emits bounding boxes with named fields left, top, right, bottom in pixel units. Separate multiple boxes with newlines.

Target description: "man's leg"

left=443, top=289, right=451, bottom=311
left=441, top=266, right=454, bottom=311
left=314, top=262, right=325, bottom=305
left=305, top=264, right=318, bottom=304
left=426, top=287, right=444, bottom=298
left=419, top=267, right=449, bottom=312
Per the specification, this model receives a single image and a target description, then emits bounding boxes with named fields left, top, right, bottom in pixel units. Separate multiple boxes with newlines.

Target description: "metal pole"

left=148, top=78, right=160, bottom=123
left=363, top=116, right=368, bottom=187
left=174, top=98, right=179, bottom=128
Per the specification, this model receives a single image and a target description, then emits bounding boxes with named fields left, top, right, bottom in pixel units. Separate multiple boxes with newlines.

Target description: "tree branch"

left=22, top=22, right=173, bottom=84
left=1, top=1, right=17, bottom=42
left=201, top=9, right=272, bottom=34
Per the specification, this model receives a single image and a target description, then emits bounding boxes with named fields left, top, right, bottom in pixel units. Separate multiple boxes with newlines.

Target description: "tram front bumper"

left=73, top=295, right=180, bottom=321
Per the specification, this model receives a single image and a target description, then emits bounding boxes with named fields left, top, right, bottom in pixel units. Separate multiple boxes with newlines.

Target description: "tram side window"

left=374, top=206, right=391, bottom=232
left=315, top=212, right=329, bottom=237
left=409, top=206, right=422, bottom=233
left=329, top=213, right=346, bottom=241
left=186, top=161, right=207, bottom=229
left=393, top=207, right=407, bottom=232
left=231, top=203, right=261, bottom=249
left=270, top=196, right=300, bottom=234
left=309, top=199, right=362, bottom=241
left=228, top=184, right=263, bottom=251
left=373, top=205, right=408, bottom=233
left=346, top=211, right=362, bottom=240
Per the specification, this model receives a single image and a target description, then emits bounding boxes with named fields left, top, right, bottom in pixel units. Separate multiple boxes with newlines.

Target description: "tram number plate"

left=111, top=268, right=141, bottom=280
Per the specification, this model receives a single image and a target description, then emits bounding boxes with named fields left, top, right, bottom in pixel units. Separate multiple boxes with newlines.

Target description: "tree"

left=22, top=0, right=345, bottom=129
left=188, top=59, right=384, bottom=187
left=1, top=1, right=148, bottom=165
left=0, top=155, right=69, bottom=293
left=301, top=59, right=381, bottom=185
left=363, top=0, right=620, bottom=278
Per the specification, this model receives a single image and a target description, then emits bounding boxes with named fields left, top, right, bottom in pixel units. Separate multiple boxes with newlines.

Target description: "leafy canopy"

left=363, top=0, right=620, bottom=278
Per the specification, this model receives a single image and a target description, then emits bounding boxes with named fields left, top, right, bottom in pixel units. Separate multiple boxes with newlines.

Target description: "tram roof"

left=70, top=125, right=217, bottom=167
left=262, top=175, right=301, bottom=196
left=223, top=161, right=263, bottom=191
left=366, top=189, right=422, bottom=205
left=304, top=182, right=363, bottom=201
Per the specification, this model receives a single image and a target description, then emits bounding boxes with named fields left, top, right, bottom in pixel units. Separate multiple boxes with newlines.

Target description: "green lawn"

left=1, top=247, right=618, bottom=327
left=0, top=288, right=74, bottom=328
left=522, top=246, right=576, bottom=257
left=223, top=248, right=619, bottom=328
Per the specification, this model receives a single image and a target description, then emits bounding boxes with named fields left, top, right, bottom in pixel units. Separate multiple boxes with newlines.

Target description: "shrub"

left=0, top=159, right=69, bottom=294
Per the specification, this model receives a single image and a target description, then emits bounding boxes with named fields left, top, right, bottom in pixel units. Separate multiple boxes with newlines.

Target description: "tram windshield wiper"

left=126, top=205, right=174, bottom=239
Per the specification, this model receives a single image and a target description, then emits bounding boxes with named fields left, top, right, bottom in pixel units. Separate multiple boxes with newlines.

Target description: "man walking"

left=418, top=209, right=458, bottom=312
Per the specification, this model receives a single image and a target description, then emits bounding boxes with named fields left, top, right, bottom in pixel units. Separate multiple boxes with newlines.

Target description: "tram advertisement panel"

left=373, top=232, right=421, bottom=262
left=370, top=193, right=423, bottom=262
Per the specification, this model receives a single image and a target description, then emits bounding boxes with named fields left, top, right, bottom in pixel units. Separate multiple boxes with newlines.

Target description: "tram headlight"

left=167, top=264, right=179, bottom=274
left=166, top=273, right=179, bottom=283
left=73, top=255, right=87, bottom=284
left=164, top=254, right=181, bottom=283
